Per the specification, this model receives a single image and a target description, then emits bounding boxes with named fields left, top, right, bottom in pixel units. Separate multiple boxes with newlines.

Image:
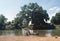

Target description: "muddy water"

left=0, top=30, right=59, bottom=36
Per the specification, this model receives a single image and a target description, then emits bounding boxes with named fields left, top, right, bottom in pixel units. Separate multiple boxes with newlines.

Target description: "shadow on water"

left=0, top=30, right=60, bottom=36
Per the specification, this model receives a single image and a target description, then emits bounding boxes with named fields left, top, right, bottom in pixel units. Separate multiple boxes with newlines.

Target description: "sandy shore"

left=0, top=36, right=59, bottom=41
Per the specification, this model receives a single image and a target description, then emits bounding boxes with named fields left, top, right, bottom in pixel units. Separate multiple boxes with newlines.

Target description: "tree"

left=16, top=3, right=55, bottom=30
left=11, top=18, right=22, bottom=29
left=5, top=21, right=12, bottom=30
left=51, top=12, right=60, bottom=25
left=0, top=14, right=7, bottom=30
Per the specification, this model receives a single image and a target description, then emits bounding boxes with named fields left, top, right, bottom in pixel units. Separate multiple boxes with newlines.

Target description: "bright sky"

left=0, top=0, right=60, bottom=22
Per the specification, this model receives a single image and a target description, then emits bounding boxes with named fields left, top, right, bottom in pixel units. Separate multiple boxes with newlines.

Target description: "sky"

left=0, top=0, right=60, bottom=22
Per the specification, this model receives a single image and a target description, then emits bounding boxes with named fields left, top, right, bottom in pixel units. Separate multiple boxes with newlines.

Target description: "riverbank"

left=0, top=36, right=60, bottom=41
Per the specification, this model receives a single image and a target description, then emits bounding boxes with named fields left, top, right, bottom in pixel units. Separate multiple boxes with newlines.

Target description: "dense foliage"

left=51, top=12, right=60, bottom=25
left=0, top=14, right=7, bottom=30
left=16, top=3, right=55, bottom=30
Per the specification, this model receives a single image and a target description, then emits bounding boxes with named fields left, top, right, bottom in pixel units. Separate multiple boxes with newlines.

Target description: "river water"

left=0, top=30, right=59, bottom=36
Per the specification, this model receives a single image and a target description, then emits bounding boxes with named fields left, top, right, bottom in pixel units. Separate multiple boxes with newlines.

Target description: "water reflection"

left=0, top=30, right=22, bottom=36
left=14, top=30, right=22, bottom=36
left=45, top=30, right=53, bottom=37
left=0, top=30, right=59, bottom=36
left=0, top=30, right=15, bottom=36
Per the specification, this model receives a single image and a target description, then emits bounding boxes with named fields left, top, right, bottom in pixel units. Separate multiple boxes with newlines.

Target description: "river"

left=0, top=30, right=59, bottom=36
